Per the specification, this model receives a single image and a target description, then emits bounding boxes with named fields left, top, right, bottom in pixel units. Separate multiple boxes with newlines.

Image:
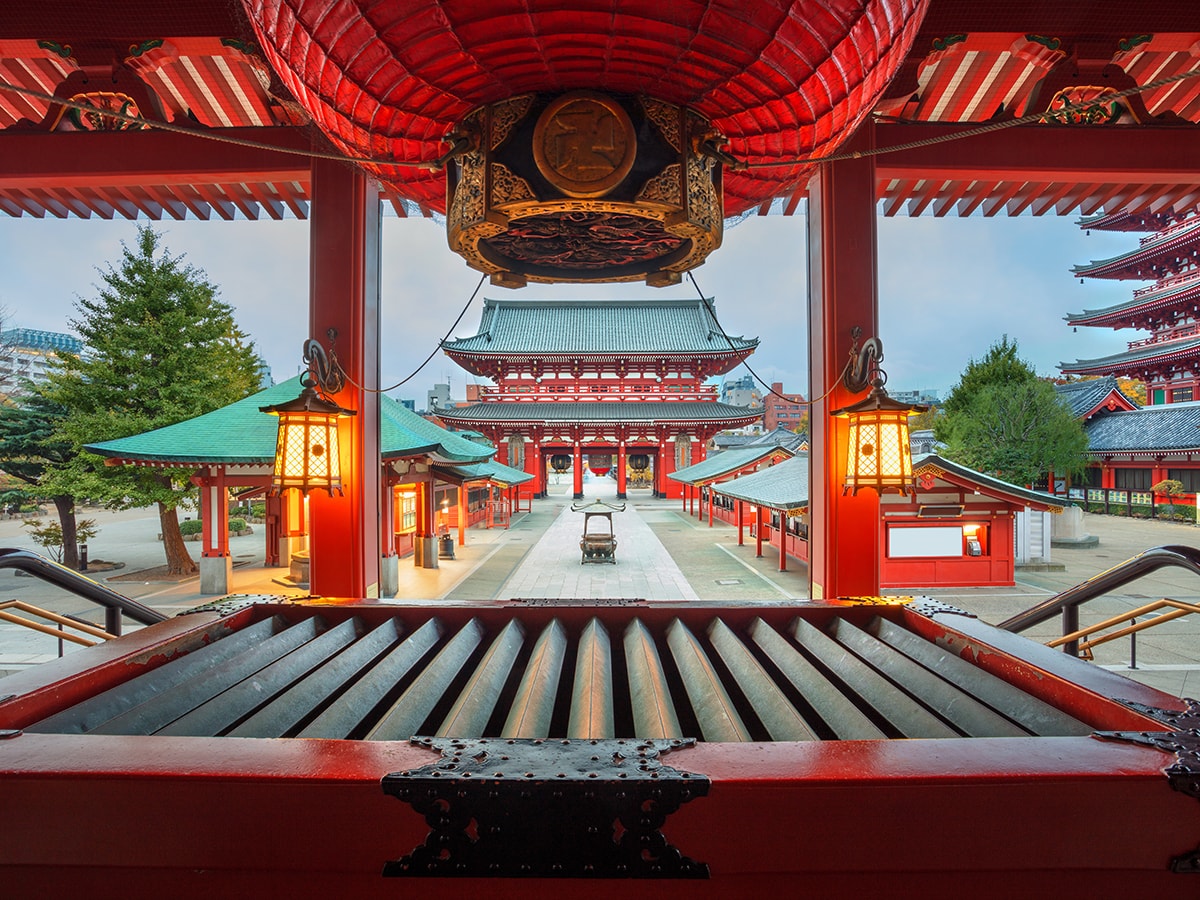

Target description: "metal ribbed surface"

left=25, top=612, right=1093, bottom=741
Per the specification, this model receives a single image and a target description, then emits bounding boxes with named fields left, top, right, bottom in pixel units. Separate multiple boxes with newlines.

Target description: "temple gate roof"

left=436, top=400, right=762, bottom=428
left=442, top=298, right=756, bottom=361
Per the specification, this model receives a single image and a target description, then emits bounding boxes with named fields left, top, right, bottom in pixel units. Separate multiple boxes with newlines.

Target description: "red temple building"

left=436, top=297, right=763, bottom=501
left=1061, top=212, right=1200, bottom=491
left=1063, top=210, right=1200, bottom=403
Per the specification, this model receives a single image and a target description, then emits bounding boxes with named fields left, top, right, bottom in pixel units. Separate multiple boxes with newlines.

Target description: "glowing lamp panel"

left=274, top=412, right=342, bottom=495
left=845, top=410, right=913, bottom=495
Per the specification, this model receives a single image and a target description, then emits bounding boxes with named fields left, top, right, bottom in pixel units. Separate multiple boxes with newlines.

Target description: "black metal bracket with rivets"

left=1095, top=699, right=1200, bottom=873
left=179, top=593, right=313, bottom=617
left=381, top=737, right=709, bottom=879
left=906, top=597, right=976, bottom=618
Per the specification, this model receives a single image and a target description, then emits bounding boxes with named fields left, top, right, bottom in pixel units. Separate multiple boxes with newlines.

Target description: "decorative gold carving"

left=641, top=96, right=681, bottom=151
left=637, top=164, right=683, bottom=206
left=490, top=94, right=534, bottom=150
left=533, top=92, right=636, bottom=198
left=490, top=162, right=537, bottom=206
left=446, top=92, right=723, bottom=286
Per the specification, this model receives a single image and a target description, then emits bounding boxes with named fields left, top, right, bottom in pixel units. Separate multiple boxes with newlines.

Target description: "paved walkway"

left=2, top=489, right=1199, bottom=697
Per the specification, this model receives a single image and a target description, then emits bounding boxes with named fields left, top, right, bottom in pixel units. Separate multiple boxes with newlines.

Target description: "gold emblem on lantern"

left=533, top=91, right=636, bottom=198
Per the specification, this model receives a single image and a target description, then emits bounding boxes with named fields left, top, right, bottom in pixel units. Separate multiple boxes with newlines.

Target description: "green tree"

left=43, top=226, right=261, bottom=575
left=934, top=337, right=1088, bottom=485
left=0, top=390, right=89, bottom=569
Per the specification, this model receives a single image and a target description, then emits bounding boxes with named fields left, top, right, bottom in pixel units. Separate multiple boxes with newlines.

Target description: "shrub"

left=250, top=502, right=266, bottom=518
left=1087, top=503, right=1105, bottom=514
left=229, top=517, right=247, bottom=533
left=179, top=518, right=203, bottom=536
left=1131, top=505, right=1152, bottom=519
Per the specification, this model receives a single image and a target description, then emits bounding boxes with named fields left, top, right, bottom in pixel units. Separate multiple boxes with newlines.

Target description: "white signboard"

left=888, top=525, right=962, bottom=558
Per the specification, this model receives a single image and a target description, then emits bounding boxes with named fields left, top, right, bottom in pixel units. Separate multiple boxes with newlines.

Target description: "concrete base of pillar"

left=413, top=535, right=439, bottom=569
left=380, top=555, right=399, bottom=597
left=278, top=534, right=306, bottom=567
left=574, top=492, right=584, bottom=500
left=199, top=555, right=233, bottom=595
left=617, top=492, right=627, bottom=500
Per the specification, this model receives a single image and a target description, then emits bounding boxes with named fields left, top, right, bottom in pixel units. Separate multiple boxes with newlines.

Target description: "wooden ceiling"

left=1, top=0, right=1197, bottom=222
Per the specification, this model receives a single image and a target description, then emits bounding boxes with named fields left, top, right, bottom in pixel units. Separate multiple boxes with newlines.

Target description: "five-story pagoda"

left=437, top=297, right=762, bottom=500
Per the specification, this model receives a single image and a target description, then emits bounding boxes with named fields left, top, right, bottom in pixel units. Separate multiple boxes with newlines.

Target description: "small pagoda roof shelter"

left=709, top=453, right=1062, bottom=588
left=84, top=376, right=503, bottom=592
left=1055, top=377, right=1140, bottom=420
left=86, top=376, right=494, bottom=467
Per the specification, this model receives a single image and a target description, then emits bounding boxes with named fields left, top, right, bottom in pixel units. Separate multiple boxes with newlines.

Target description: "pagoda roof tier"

left=436, top=401, right=762, bottom=429
left=1065, top=270, right=1200, bottom=329
left=1054, top=377, right=1140, bottom=420
left=1060, top=336, right=1200, bottom=379
left=1075, top=211, right=1182, bottom=233
left=442, top=298, right=757, bottom=365
left=1084, top=403, right=1200, bottom=456
left=1071, top=216, right=1200, bottom=281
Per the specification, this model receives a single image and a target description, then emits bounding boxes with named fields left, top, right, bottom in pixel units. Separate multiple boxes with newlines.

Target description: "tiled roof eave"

left=1062, top=339, right=1200, bottom=372
left=1066, top=287, right=1200, bottom=326
left=1072, top=223, right=1200, bottom=278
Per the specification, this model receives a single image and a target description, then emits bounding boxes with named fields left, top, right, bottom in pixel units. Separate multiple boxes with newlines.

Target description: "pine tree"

left=43, top=226, right=261, bottom=575
left=934, top=337, right=1088, bottom=486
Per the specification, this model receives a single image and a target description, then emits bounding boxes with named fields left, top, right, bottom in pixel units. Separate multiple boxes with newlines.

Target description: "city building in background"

left=0, top=328, right=81, bottom=394
left=763, top=381, right=807, bottom=431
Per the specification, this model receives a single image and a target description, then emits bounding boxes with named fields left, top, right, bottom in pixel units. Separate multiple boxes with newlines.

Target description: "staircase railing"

left=0, top=547, right=167, bottom=637
left=999, top=544, right=1200, bottom=656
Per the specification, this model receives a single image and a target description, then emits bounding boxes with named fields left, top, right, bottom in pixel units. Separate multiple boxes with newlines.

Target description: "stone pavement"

left=2, top=487, right=1199, bottom=697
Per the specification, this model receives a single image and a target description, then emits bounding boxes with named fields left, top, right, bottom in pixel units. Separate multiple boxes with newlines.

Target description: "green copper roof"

left=437, top=401, right=762, bottom=425
left=86, top=376, right=493, bottom=466
left=443, top=297, right=757, bottom=357
left=712, top=455, right=810, bottom=510
left=668, top=445, right=794, bottom=486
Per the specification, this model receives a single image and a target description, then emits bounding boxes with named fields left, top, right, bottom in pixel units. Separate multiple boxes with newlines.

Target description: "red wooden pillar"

left=307, top=157, right=382, bottom=597
left=572, top=442, right=583, bottom=499
left=708, top=483, right=714, bottom=527
left=457, top=486, right=467, bottom=546
left=1102, top=465, right=1115, bottom=489
left=381, top=479, right=395, bottom=558
left=616, top=441, right=627, bottom=500
left=737, top=500, right=744, bottom=545
left=755, top=505, right=765, bottom=558
left=415, top=477, right=438, bottom=568
left=779, top=518, right=787, bottom=572
left=807, top=127, right=881, bottom=601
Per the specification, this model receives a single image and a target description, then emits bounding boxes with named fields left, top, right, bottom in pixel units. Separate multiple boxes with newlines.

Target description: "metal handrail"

left=0, top=547, right=167, bottom=636
left=999, top=544, right=1200, bottom=656
left=1048, top=598, right=1200, bottom=660
left=0, top=599, right=113, bottom=648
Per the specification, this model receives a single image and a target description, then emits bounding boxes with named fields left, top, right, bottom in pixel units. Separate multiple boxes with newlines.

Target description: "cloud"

left=0, top=207, right=1147, bottom=405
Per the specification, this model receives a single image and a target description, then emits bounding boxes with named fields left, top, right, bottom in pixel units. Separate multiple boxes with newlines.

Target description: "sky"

left=0, top=206, right=1135, bottom=406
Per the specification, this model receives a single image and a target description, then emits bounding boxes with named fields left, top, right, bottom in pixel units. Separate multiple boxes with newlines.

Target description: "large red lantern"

left=242, top=1, right=928, bottom=283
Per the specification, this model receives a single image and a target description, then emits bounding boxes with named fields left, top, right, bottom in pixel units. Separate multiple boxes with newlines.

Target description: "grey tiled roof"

left=442, top=297, right=757, bottom=356
left=437, top=401, right=763, bottom=424
left=1054, top=377, right=1138, bottom=418
left=912, top=454, right=1061, bottom=510
left=711, top=455, right=810, bottom=511
left=1065, top=274, right=1200, bottom=324
left=668, top=446, right=793, bottom=486
left=1084, top=403, right=1200, bottom=452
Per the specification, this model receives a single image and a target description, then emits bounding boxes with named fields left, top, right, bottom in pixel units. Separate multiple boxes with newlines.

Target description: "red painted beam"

left=876, top=123, right=1200, bottom=185
left=0, top=127, right=314, bottom=188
